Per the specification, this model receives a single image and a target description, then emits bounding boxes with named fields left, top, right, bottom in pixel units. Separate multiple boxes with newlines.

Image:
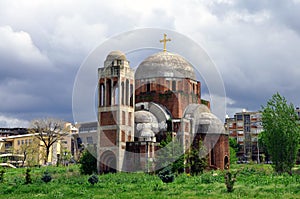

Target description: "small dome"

left=197, top=112, right=226, bottom=135
left=135, top=110, right=158, bottom=123
left=183, top=104, right=227, bottom=135
left=140, top=128, right=155, bottom=137
left=135, top=52, right=196, bottom=80
left=105, top=50, right=127, bottom=63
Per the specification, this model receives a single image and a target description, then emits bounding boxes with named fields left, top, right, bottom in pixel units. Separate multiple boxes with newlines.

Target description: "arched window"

left=126, top=79, right=129, bottom=105
left=121, top=82, right=124, bottom=105
left=114, top=83, right=119, bottom=105
left=146, top=81, right=150, bottom=92
left=106, top=79, right=112, bottom=106
left=130, top=84, right=133, bottom=106
left=172, top=80, right=176, bottom=91
left=100, top=84, right=105, bottom=106
left=210, top=142, right=215, bottom=166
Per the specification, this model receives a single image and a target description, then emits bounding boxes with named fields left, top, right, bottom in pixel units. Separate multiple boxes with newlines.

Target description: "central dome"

left=135, top=52, right=196, bottom=80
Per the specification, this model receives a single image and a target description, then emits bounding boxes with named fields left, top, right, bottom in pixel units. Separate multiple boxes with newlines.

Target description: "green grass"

left=0, top=164, right=300, bottom=199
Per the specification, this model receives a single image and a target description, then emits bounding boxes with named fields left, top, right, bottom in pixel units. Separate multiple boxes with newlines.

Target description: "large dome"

left=135, top=52, right=196, bottom=80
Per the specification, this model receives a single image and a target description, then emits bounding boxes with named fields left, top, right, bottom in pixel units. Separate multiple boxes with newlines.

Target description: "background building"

left=225, top=110, right=263, bottom=162
left=0, top=122, right=78, bottom=167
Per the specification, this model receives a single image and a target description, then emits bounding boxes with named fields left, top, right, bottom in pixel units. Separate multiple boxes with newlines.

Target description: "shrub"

left=25, top=168, right=32, bottom=184
left=158, top=166, right=175, bottom=183
left=88, top=174, right=99, bottom=185
left=0, top=169, right=4, bottom=183
left=79, top=148, right=97, bottom=175
left=224, top=170, right=236, bottom=193
left=41, top=171, right=52, bottom=183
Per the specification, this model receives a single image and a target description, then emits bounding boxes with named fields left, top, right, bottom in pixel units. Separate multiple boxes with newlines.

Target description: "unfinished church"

left=97, top=35, right=229, bottom=173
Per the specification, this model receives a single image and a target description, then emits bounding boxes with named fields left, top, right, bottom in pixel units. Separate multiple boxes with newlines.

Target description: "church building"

left=97, top=34, right=229, bottom=173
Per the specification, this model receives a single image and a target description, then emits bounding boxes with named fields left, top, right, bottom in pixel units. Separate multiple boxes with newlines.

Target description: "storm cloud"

left=0, top=0, right=299, bottom=126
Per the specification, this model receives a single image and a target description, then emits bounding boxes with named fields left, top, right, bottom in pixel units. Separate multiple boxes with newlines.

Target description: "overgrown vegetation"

left=0, top=164, right=299, bottom=198
left=156, top=133, right=207, bottom=175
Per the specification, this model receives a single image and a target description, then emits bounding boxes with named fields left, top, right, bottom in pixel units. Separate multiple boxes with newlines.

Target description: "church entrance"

left=100, top=151, right=116, bottom=174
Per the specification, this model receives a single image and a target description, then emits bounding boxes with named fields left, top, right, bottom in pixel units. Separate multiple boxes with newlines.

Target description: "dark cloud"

left=0, top=0, right=300, bottom=126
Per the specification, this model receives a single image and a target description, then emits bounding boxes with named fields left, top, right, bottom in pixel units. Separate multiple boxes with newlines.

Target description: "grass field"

left=0, top=164, right=300, bottom=199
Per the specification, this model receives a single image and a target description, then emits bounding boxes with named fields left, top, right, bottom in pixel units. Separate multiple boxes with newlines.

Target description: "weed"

left=24, top=168, right=32, bottom=184
left=224, top=170, right=236, bottom=193
left=0, top=169, right=5, bottom=183
left=88, top=174, right=99, bottom=185
left=41, top=171, right=52, bottom=183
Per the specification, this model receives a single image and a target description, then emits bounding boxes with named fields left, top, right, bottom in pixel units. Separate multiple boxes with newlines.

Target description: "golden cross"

left=160, top=33, right=171, bottom=52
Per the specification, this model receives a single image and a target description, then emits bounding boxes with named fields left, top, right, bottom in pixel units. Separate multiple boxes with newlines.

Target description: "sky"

left=0, top=0, right=300, bottom=127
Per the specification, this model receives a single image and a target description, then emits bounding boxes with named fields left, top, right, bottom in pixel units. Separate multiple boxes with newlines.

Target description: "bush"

left=41, top=171, right=52, bottom=183
left=79, top=148, right=97, bottom=175
left=158, top=166, right=175, bottom=183
left=88, top=174, right=99, bottom=185
left=0, top=169, right=4, bottom=183
left=25, top=168, right=32, bottom=184
left=224, top=170, right=236, bottom=193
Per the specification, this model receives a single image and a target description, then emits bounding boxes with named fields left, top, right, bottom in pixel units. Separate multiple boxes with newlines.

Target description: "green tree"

left=261, top=93, right=300, bottom=174
left=18, top=138, right=40, bottom=167
left=257, top=131, right=270, bottom=163
left=229, top=137, right=240, bottom=153
left=79, top=147, right=97, bottom=175
left=155, top=133, right=184, bottom=173
left=185, top=141, right=207, bottom=175
left=229, top=138, right=239, bottom=164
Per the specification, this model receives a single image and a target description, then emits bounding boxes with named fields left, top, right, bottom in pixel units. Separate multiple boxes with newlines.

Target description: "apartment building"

left=225, top=110, right=263, bottom=162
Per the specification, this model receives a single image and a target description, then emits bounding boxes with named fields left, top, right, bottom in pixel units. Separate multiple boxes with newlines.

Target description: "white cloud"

left=0, top=115, right=29, bottom=128
left=0, top=26, right=51, bottom=66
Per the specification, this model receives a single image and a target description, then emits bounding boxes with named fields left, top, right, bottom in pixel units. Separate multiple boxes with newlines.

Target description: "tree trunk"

left=45, top=147, right=50, bottom=164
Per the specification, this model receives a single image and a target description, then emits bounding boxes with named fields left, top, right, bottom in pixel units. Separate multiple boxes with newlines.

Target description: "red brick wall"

left=121, top=130, right=125, bottom=142
left=100, top=111, right=117, bottom=125
left=100, top=130, right=117, bottom=147
left=135, top=77, right=203, bottom=118
left=135, top=78, right=201, bottom=118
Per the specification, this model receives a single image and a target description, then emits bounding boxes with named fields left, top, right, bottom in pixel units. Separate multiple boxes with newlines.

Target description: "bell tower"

left=97, top=51, right=135, bottom=173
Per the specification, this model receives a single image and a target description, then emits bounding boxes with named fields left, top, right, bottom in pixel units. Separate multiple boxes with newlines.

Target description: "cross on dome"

left=159, top=33, right=171, bottom=52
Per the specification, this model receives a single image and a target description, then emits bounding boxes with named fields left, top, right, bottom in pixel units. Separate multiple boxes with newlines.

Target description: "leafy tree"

left=261, top=93, right=300, bottom=174
left=155, top=133, right=184, bottom=173
left=79, top=147, right=97, bottom=175
left=185, top=141, right=207, bottom=175
left=257, top=131, right=270, bottom=163
left=229, top=147, right=238, bottom=165
left=229, top=138, right=239, bottom=164
left=229, top=138, right=240, bottom=153
left=18, top=138, right=40, bottom=167
left=30, top=118, right=68, bottom=164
